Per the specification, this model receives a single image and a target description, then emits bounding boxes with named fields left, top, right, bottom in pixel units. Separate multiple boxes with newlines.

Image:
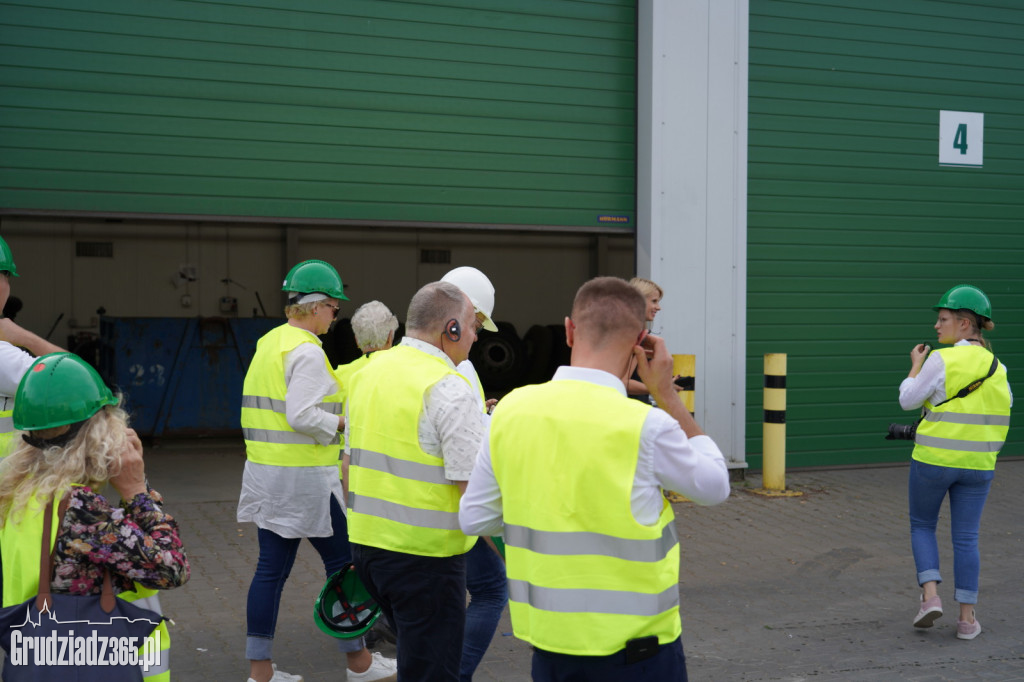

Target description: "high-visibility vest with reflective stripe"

left=489, top=380, right=681, bottom=656
left=241, top=323, right=342, bottom=467
left=118, top=585, right=171, bottom=681
left=0, top=396, right=15, bottom=458
left=0, top=494, right=63, bottom=608
left=913, top=345, right=1011, bottom=471
left=347, top=344, right=475, bottom=557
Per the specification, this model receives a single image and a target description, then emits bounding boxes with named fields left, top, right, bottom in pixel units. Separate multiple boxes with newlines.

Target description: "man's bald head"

left=570, top=277, right=646, bottom=349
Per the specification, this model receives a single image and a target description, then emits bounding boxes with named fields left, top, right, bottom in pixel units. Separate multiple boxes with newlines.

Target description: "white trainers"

left=247, top=663, right=304, bottom=682
left=347, top=651, right=398, bottom=682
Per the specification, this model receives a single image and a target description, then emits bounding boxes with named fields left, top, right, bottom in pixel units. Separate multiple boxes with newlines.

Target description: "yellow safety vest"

left=118, top=586, right=171, bottom=682
left=0, top=491, right=171, bottom=680
left=333, top=353, right=372, bottom=407
left=0, top=395, right=15, bottom=458
left=913, top=345, right=1011, bottom=471
left=241, top=323, right=343, bottom=468
left=347, top=344, right=476, bottom=557
left=0, top=494, right=63, bottom=608
left=489, top=380, right=682, bottom=657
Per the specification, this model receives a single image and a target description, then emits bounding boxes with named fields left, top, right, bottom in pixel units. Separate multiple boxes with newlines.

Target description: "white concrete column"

left=637, top=0, right=749, bottom=466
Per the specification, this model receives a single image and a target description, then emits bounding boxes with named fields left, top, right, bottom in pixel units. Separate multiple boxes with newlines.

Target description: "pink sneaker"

left=957, top=615, right=981, bottom=640
left=913, top=595, right=943, bottom=628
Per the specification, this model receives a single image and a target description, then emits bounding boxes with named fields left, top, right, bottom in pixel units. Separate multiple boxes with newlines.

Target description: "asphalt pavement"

left=143, top=440, right=1024, bottom=681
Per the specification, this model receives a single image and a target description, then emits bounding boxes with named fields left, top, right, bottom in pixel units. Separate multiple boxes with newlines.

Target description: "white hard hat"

left=441, top=266, right=497, bottom=332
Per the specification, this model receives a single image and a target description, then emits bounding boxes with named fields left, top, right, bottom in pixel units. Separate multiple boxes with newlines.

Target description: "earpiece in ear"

left=444, top=318, right=461, bottom=342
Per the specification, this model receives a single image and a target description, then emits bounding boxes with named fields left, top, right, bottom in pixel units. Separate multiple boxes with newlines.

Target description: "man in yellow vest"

left=460, top=276, right=732, bottom=680
left=238, top=260, right=396, bottom=682
left=0, top=235, right=64, bottom=456
left=347, top=281, right=485, bottom=682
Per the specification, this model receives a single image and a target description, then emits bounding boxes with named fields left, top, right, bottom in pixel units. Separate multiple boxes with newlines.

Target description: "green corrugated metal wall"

left=0, top=0, right=636, bottom=230
left=747, top=0, right=1024, bottom=468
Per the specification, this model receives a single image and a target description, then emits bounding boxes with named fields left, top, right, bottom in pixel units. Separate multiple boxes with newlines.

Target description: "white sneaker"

left=246, top=663, right=304, bottom=682
left=347, top=651, right=398, bottom=682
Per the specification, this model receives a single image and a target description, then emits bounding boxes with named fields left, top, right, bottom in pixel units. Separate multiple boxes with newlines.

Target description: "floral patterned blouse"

left=50, top=485, right=189, bottom=596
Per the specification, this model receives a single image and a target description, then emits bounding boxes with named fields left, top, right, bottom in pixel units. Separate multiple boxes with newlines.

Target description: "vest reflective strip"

left=242, top=428, right=339, bottom=447
left=143, top=660, right=170, bottom=678
left=922, top=410, right=1010, bottom=426
left=351, top=448, right=450, bottom=486
left=348, top=492, right=461, bottom=530
left=505, top=523, right=678, bottom=564
left=242, top=395, right=342, bottom=415
left=508, top=579, right=679, bottom=616
left=915, top=434, right=1004, bottom=453
left=0, top=414, right=12, bottom=433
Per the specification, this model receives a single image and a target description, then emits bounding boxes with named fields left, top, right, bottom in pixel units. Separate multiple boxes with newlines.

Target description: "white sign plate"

left=939, top=110, right=983, bottom=167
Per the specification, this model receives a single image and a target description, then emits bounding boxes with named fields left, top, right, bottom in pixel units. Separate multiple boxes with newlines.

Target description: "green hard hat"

left=933, top=284, right=992, bottom=320
left=281, top=260, right=348, bottom=300
left=314, top=565, right=381, bottom=639
left=0, top=235, right=19, bottom=277
left=13, top=353, right=118, bottom=431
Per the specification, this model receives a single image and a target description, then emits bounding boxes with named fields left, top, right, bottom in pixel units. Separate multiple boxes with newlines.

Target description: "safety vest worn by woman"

left=913, top=345, right=1011, bottom=471
left=346, top=344, right=475, bottom=557
left=241, top=324, right=343, bottom=468
left=489, top=380, right=681, bottom=656
left=1, top=500, right=173, bottom=681
left=0, top=495, right=62, bottom=608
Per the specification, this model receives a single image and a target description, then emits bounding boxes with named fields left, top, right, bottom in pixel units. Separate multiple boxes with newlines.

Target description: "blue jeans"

left=353, top=543, right=466, bottom=682
left=532, top=636, right=687, bottom=681
left=908, top=459, right=994, bottom=604
left=461, top=537, right=508, bottom=681
left=245, top=495, right=363, bottom=659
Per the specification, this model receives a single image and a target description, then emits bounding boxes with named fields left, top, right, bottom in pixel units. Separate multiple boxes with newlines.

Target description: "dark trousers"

left=532, top=636, right=688, bottom=681
left=353, top=543, right=467, bottom=682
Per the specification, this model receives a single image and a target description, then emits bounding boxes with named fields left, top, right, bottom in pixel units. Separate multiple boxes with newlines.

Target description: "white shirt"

left=0, top=340, right=34, bottom=398
left=237, top=331, right=344, bottom=539
left=899, top=340, right=1012, bottom=411
left=459, top=365, right=731, bottom=537
left=344, top=338, right=485, bottom=482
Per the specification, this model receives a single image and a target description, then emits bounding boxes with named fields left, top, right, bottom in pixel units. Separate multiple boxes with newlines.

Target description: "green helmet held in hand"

left=13, top=353, right=118, bottom=431
left=281, top=260, right=348, bottom=300
left=0, top=234, right=19, bottom=277
left=933, top=284, right=992, bottom=321
left=314, top=564, right=381, bottom=639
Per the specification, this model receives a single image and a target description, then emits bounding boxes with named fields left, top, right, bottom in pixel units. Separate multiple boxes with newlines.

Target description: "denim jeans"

left=532, top=636, right=687, bottom=681
left=245, top=495, right=363, bottom=660
left=353, top=543, right=466, bottom=682
left=908, top=459, right=994, bottom=604
left=461, top=537, right=508, bottom=681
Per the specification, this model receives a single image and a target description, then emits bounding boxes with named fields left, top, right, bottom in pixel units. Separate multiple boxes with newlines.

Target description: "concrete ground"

left=144, top=440, right=1024, bottom=681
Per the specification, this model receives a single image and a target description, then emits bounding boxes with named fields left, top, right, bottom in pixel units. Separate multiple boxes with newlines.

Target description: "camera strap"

left=932, top=353, right=999, bottom=409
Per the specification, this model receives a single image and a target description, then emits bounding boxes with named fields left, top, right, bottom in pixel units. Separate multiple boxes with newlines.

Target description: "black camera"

left=885, top=422, right=918, bottom=441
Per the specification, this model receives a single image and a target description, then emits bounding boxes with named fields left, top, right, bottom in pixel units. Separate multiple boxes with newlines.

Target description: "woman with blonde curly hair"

left=0, top=352, right=188, bottom=619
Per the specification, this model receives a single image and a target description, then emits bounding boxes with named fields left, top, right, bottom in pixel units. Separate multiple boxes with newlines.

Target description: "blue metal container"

left=99, top=317, right=282, bottom=437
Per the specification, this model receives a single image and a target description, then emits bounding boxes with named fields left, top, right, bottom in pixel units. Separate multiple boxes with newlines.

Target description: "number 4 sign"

left=939, top=111, right=984, bottom=167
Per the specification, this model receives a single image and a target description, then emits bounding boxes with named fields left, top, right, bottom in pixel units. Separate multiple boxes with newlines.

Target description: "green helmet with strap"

left=0, top=234, right=19, bottom=277
left=314, top=564, right=381, bottom=639
left=281, top=260, right=348, bottom=300
left=933, top=284, right=992, bottom=321
left=13, top=353, right=118, bottom=431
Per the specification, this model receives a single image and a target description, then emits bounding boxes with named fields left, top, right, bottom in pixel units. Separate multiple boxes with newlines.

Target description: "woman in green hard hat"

left=0, top=353, right=189, bottom=632
left=898, top=284, right=1012, bottom=641
left=237, top=260, right=396, bottom=682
